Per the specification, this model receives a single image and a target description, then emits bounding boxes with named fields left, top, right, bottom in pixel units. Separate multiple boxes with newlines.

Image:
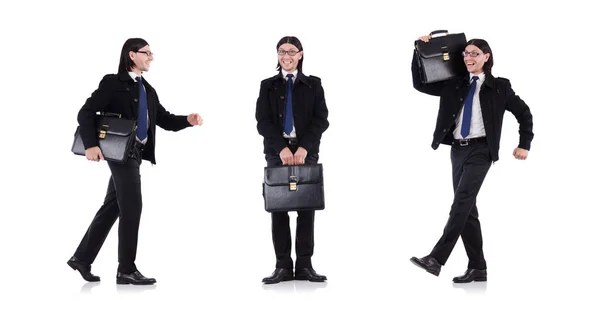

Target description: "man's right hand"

left=85, top=146, right=104, bottom=162
left=279, top=147, right=294, bottom=165
left=418, top=35, right=432, bottom=42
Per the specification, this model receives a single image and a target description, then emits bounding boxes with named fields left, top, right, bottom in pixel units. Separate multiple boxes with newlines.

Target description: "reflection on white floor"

left=262, top=280, right=328, bottom=293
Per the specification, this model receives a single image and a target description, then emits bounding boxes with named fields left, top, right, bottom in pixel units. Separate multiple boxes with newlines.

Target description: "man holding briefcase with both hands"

left=256, top=36, right=329, bottom=284
left=410, top=32, right=534, bottom=283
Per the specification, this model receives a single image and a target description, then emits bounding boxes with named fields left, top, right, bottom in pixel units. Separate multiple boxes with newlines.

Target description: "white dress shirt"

left=453, top=73, right=487, bottom=139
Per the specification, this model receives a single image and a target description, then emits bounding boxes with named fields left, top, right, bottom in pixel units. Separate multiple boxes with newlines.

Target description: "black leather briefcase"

left=71, top=114, right=137, bottom=163
left=414, top=30, right=467, bottom=83
left=263, top=164, right=325, bottom=212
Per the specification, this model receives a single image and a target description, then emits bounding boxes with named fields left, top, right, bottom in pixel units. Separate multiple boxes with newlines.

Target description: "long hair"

left=465, top=39, right=493, bottom=76
left=117, top=38, right=149, bottom=74
left=275, top=36, right=303, bottom=72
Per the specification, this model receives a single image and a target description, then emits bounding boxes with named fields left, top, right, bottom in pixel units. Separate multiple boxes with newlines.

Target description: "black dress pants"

left=74, top=148, right=143, bottom=273
left=430, top=142, right=492, bottom=270
left=266, top=146, right=319, bottom=270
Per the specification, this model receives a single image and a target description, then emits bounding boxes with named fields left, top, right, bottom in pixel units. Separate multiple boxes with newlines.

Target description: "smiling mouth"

left=466, top=62, right=475, bottom=67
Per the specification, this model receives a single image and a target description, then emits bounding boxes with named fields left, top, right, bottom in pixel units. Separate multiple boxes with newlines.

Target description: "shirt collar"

left=281, top=69, right=298, bottom=80
left=129, top=71, right=142, bottom=81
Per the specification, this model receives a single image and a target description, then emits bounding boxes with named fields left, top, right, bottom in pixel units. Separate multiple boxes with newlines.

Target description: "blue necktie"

left=136, top=76, right=148, bottom=141
left=460, top=76, right=479, bottom=139
left=283, top=74, right=294, bottom=135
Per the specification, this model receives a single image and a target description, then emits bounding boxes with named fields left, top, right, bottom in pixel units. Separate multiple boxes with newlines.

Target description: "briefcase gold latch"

left=99, top=125, right=109, bottom=139
left=289, top=175, right=297, bottom=191
left=441, top=46, right=449, bottom=61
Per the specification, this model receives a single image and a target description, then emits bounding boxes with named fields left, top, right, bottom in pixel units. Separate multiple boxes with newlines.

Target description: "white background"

left=1, top=0, right=598, bottom=319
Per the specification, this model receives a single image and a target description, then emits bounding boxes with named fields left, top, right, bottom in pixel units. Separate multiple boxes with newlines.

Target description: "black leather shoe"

left=453, top=269, right=487, bottom=283
left=67, top=256, right=100, bottom=282
left=262, top=268, right=294, bottom=284
left=410, top=255, right=442, bottom=276
left=116, top=271, right=156, bottom=285
left=295, top=268, right=327, bottom=282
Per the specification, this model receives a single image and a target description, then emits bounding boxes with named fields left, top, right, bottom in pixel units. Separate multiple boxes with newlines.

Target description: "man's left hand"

left=187, top=113, right=203, bottom=126
left=294, top=147, right=308, bottom=165
left=513, top=147, right=528, bottom=160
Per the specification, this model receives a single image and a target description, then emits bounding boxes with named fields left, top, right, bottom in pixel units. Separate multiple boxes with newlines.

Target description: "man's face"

left=278, top=44, right=302, bottom=72
left=463, top=45, right=489, bottom=75
left=129, top=45, right=154, bottom=73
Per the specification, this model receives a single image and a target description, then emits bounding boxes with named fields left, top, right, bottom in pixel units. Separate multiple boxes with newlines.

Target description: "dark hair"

left=465, top=39, right=493, bottom=76
left=275, top=36, right=303, bottom=72
left=118, top=38, right=149, bottom=74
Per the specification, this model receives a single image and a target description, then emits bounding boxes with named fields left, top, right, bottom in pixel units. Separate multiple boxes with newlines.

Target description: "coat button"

left=126, top=88, right=130, bottom=91
left=452, top=114, right=456, bottom=117
left=442, top=129, right=447, bottom=132
left=134, top=98, right=138, bottom=102
left=459, top=97, right=463, bottom=102
left=278, top=114, right=282, bottom=118
left=280, top=96, right=285, bottom=99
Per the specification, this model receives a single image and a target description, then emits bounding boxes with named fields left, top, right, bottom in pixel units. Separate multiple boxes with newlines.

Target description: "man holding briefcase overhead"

left=410, top=33, right=534, bottom=283
left=68, top=38, right=203, bottom=285
left=256, top=36, right=329, bottom=284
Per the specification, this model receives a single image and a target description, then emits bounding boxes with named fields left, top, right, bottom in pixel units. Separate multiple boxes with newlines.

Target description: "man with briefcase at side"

left=256, top=36, right=329, bottom=284
left=67, top=38, right=203, bottom=285
left=409, top=32, right=534, bottom=283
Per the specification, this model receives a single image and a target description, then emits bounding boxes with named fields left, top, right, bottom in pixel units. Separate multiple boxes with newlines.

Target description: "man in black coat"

left=410, top=36, right=534, bottom=283
left=256, top=36, right=329, bottom=284
left=67, top=38, right=203, bottom=285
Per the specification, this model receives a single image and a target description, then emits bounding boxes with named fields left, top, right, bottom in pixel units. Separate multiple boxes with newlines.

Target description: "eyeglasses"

left=277, top=49, right=300, bottom=56
left=136, top=51, right=154, bottom=57
left=462, top=51, right=482, bottom=57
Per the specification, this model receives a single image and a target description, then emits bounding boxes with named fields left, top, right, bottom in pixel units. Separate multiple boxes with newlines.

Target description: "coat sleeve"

left=154, top=88, right=191, bottom=132
left=255, top=80, right=287, bottom=154
left=77, top=75, right=113, bottom=149
left=502, top=78, right=534, bottom=150
left=299, top=77, right=329, bottom=152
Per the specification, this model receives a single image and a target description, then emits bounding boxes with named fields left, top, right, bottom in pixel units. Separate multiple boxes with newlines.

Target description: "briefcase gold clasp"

left=99, top=124, right=109, bottom=139
left=289, top=175, right=297, bottom=191
left=441, top=46, right=449, bottom=61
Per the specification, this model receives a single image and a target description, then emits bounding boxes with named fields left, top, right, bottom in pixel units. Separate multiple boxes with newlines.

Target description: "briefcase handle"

left=430, top=30, right=449, bottom=38
left=97, top=111, right=123, bottom=118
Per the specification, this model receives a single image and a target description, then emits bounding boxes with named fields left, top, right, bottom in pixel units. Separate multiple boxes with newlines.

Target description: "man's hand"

left=187, top=113, right=203, bottom=126
left=85, top=146, right=104, bottom=162
left=513, top=147, right=528, bottom=160
left=293, top=147, right=308, bottom=165
left=280, top=147, right=294, bottom=165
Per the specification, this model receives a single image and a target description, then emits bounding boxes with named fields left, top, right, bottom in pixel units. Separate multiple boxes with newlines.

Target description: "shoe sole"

left=262, top=276, right=294, bottom=284
left=294, top=276, right=326, bottom=282
left=116, top=278, right=156, bottom=285
left=453, top=277, right=487, bottom=283
left=409, top=258, right=440, bottom=276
